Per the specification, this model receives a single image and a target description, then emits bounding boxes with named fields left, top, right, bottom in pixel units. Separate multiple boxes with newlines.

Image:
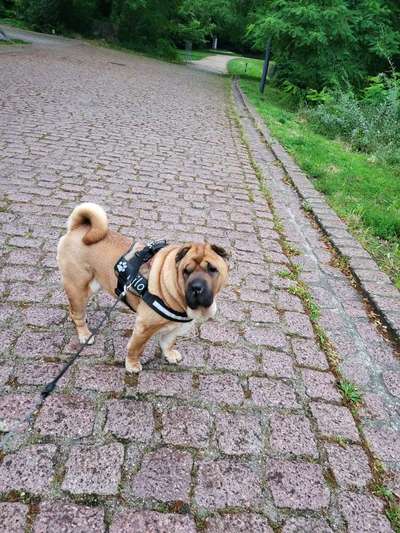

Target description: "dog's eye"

left=207, top=264, right=218, bottom=274
left=183, top=267, right=191, bottom=277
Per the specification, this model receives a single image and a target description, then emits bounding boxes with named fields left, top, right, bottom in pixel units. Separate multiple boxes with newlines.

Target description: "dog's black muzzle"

left=186, top=277, right=213, bottom=309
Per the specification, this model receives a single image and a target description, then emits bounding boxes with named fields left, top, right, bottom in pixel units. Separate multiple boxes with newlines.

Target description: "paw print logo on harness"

left=116, top=260, right=128, bottom=273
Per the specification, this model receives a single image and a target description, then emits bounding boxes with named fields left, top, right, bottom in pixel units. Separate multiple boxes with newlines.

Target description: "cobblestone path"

left=0, top=33, right=399, bottom=531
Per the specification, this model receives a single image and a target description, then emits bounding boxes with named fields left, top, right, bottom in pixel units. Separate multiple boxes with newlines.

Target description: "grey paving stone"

left=130, top=448, right=192, bottom=502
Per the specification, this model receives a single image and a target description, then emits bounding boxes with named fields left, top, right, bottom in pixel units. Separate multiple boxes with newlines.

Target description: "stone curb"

left=234, top=79, right=400, bottom=341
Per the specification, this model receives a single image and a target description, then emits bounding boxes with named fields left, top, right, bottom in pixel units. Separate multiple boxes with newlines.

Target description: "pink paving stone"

left=0, top=365, right=12, bottom=386
left=206, top=513, right=273, bottom=532
left=240, top=290, right=273, bottom=305
left=197, top=374, right=244, bottom=405
left=200, top=321, right=239, bottom=343
left=195, top=459, right=262, bottom=510
left=161, top=406, right=212, bottom=448
left=383, top=371, right=400, bottom=399
left=0, top=445, right=56, bottom=494
left=282, top=517, right=333, bottom=532
left=24, top=306, right=66, bottom=327
left=325, top=443, right=372, bottom=488
left=249, top=377, right=299, bottom=408
left=266, top=460, right=330, bottom=510
left=14, top=331, right=65, bottom=359
left=63, top=335, right=105, bottom=357
left=269, top=413, right=318, bottom=458
left=62, top=443, right=124, bottom=495
left=284, top=312, right=314, bottom=338
left=0, top=503, right=28, bottom=533
left=34, top=395, right=96, bottom=438
left=137, top=370, right=192, bottom=399
left=339, top=492, right=392, bottom=533
left=130, top=448, right=192, bottom=502
left=208, top=345, right=258, bottom=372
left=244, top=326, right=288, bottom=349
left=358, top=393, right=388, bottom=420
left=261, top=351, right=294, bottom=378
left=0, top=393, right=37, bottom=432
left=73, top=364, right=125, bottom=392
left=291, top=337, right=329, bottom=370
left=363, top=427, right=400, bottom=462
left=33, top=502, right=105, bottom=533
left=250, top=306, right=280, bottom=323
left=105, top=399, right=154, bottom=441
left=301, top=369, right=342, bottom=402
left=311, top=402, right=359, bottom=441
left=176, top=340, right=207, bottom=368
left=7, top=283, right=48, bottom=303
left=218, top=300, right=247, bottom=321
left=0, top=328, right=17, bottom=355
left=340, top=359, right=371, bottom=387
left=0, top=266, right=42, bottom=282
left=274, top=290, right=304, bottom=312
left=14, top=362, right=67, bottom=386
left=215, top=412, right=263, bottom=455
left=110, top=510, right=196, bottom=533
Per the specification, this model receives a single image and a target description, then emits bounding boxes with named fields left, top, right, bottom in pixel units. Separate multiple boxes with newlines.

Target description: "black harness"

left=114, top=239, right=192, bottom=323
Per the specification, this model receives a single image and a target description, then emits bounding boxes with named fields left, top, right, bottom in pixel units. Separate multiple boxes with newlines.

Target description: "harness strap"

left=114, top=239, right=192, bottom=323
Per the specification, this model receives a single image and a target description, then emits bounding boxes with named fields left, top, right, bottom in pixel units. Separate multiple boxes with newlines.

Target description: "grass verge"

left=234, top=77, right=400, bottom=289
left=0, top=38, right=27, bottom=45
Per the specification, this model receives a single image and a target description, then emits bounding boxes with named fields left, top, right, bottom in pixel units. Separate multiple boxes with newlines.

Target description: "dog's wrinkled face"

left=176, top=243, right=229, bottom=320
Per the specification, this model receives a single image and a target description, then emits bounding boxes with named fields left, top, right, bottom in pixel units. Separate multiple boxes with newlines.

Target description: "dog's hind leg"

left=63, top=276, right=94, bottom=345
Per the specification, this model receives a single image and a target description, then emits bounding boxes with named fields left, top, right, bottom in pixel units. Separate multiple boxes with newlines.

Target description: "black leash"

left=0, top=290, right=127, bottom=451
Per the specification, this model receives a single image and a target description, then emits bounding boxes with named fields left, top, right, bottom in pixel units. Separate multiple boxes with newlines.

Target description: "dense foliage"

left=2, top=0, right=400, bottom=86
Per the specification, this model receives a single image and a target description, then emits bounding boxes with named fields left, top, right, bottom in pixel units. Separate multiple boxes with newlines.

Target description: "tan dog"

left=57, top=203, right=229, bottom=372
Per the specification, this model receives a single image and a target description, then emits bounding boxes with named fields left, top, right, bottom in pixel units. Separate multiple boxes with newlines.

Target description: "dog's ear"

left=176, top=245, right=191, bottom=263
left=211, top=244, right=229, bottom=260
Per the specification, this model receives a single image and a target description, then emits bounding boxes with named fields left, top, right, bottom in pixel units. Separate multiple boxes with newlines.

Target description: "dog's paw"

left=79, top=334, right=95, bottom=345
left=125, top=359, right=142, bottom=373
left=164, top=349, right=182, bottom=364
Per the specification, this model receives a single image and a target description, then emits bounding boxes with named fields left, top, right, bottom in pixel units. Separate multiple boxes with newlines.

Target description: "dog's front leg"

left=125, top=318, right=161, bottom=373
left=159, top=322, right=192, bottom=364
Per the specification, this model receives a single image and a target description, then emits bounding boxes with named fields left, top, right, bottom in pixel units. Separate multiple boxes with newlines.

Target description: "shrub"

left=306, top=73, right=400, bottom=164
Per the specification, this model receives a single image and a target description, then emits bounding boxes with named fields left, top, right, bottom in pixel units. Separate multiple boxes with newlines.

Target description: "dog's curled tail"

left=67, top=203, right=108, bottom=245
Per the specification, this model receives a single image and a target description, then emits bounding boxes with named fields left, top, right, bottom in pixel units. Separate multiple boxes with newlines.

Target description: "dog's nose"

left=191, top=281, right=204, bottom=295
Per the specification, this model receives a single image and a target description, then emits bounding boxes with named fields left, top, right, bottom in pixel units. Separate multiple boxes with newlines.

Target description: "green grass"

left=238, top=79, right=400, bottom=288
left=177, top=49, right=210, bottom=61
left=0, top=38, right=27, bottom=45
left=338, top=380, right=363, bottom=405
left=228, top=57, right=265, bottom=80
left=0, top=17, right=31, bottom=30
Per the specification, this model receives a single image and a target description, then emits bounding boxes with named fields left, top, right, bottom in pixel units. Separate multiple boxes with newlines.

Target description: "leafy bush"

left=306, top=73, right=400, bottom=164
